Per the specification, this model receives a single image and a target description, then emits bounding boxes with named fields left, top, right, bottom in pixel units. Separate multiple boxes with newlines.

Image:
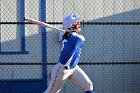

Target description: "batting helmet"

left=63, top=14, right=79, bottom=30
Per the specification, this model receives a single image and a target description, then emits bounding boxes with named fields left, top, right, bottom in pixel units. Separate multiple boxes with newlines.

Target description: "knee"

left=84, top=82, right=93, bottom=91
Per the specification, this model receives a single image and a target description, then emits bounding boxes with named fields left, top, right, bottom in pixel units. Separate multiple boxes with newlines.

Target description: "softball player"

left=43, top=15, right=94, bottom=93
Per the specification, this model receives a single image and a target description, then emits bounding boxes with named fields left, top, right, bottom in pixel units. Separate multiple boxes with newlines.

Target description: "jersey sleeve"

left=75, top=35, right=85, bottom=49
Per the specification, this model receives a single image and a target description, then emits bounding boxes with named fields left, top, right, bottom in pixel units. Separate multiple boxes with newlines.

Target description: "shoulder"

left=72, top=33, right=85, bottom=41
left=77, top=35, right=85, bottom=41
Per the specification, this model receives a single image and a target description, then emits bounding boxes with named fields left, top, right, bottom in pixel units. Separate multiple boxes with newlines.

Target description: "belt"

left=64, top=66, right=70, bottom=69
left=58, top=63, right=75, bottom=70
left=64, top=65, right=75, bottom=70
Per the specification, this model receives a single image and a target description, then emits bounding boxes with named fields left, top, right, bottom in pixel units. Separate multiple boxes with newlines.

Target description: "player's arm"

left=75, top=35, right=85, bottom=49
left=24, top=17, right=65, bottom=31
left=67, top=35, right=85, bottom=57
left=68, top=36, right=85, bottom=57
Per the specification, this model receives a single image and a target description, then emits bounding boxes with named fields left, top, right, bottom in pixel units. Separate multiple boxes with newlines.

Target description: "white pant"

left=43, top=63, right=93, bottom=93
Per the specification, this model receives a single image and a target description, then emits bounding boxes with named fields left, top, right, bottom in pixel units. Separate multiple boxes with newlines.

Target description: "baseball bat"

left=24, top=17, right=65, bottom=32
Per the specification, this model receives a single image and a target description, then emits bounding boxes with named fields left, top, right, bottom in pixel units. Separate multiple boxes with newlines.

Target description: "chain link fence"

left=0, top=0, right=140, bottom=93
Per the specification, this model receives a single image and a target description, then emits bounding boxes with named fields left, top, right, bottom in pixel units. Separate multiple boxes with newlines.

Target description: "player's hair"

left=63, top=31, right=72, bottom=39
left=63, top=30, right=76, bottom=39
left=63, top=22, right=79, bottom=39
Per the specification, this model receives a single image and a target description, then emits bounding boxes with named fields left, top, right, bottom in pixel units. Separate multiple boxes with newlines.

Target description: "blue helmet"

left=63, top=15, right=79, bottom=30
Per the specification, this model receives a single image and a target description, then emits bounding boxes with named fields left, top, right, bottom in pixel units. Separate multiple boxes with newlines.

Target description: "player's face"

left=73, top=20, right=81, bottom=32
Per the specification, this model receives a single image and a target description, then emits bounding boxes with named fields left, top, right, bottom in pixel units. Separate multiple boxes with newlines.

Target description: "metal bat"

left=24, top=17, right=65, bottom=32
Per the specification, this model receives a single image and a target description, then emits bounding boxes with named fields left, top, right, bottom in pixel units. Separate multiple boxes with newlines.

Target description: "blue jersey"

left=59, top=32, right=85, bottom=68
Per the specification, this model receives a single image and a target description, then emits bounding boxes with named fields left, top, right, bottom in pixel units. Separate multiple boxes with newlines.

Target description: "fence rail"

left=1, top=22, right=140, bottom=25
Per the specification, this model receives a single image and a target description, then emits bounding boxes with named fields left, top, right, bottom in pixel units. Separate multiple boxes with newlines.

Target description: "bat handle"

left=24, top=17, right=29, bottom=22
left=24, top=17, right=30, bottom=21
